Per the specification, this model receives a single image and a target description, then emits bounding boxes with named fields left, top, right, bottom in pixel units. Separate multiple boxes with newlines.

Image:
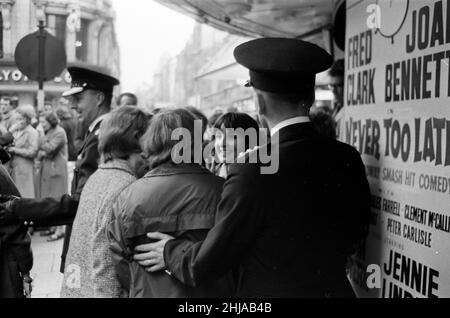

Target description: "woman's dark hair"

left=98, top=106, right=152, bottom=163
left=40, top=111, right=59, bottom=128
left=213, top=112, right=261, bottom=153
left=141, top=108, right=197, bottom=169
left=214, top=112, right=260, bottom=132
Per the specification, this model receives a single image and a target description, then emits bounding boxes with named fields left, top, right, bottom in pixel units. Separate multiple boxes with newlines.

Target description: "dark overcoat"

left=108, top=163, right=235, bottom=298
left=164, top=122, right=371, bottom=297
left=0, top=165, right=33, bottom=298
left=10, top=119, right=103, bottom=272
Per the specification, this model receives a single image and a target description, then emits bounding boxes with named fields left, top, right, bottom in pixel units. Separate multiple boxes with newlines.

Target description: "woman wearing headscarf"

left=37, top=111, right=69, bottom=242
left=7, top=105, right=39, bottom=198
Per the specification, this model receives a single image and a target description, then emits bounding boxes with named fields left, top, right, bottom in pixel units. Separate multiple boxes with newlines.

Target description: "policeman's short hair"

left=259, top=87, right=316, bottom=110
left=99, top=106, right=151, bottom=163
left=141, top=108, right=197, bottom=169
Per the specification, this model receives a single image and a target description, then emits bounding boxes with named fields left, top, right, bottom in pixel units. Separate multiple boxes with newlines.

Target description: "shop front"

left=0, top=59, right=70, bottom=107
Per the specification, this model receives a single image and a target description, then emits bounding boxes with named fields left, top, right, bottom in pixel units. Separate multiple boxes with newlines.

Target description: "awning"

left=195, top=35, right=333, bottom=85
left=195, top=36, right=250, bottom=81
left=154, top=0, right=339, bottom=46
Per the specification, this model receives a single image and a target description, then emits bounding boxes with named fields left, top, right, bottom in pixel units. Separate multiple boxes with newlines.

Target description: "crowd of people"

left=0, top=38, right=368, bottom=299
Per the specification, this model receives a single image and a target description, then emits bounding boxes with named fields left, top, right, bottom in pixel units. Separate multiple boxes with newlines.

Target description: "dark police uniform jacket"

left=164, top=122, right=371, bottom=297
left=12, top=115, right=106, bottom=272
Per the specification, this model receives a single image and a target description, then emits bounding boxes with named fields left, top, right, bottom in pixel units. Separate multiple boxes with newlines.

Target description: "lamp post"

left=35, top=4, right=46, bottom=111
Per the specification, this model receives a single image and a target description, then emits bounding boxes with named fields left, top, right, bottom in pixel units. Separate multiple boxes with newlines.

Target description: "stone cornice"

left=27, top=0, right=114, bottom=21
left=0, top=0, right=15, bottom=5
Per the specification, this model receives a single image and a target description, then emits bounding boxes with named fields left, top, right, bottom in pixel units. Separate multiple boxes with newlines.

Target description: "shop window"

left=76, top=18, right=89, bottom=62
left=54, top=15, right=66, bottom=44
left=47, top=14, right=66, bottom=45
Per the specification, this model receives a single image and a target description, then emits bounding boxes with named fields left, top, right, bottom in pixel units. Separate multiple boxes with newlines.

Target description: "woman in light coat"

left=38, top=111, right=68, bottom=199
left=61, top=106, right=151, bottom=298
left=7, top=105, right=39, bottom=198
left=38, top=111, right=69, bottom=241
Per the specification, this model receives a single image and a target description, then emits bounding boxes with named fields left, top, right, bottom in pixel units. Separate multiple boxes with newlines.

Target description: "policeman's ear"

left=95, top=91, right=106, bottom=108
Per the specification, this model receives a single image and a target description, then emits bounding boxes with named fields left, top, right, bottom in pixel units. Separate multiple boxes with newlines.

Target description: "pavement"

left=30, top=232, right=64, bottom=298
left=28, top=164, right=74, bottom=298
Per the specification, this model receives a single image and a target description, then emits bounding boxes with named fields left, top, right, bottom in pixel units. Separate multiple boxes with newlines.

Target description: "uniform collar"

left=271, top=116, right=311, bottom=137
left=88, top=114, right=108, bottom=133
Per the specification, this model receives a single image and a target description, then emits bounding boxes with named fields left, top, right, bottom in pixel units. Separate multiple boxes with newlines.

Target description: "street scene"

left=0, top=0, right=449, bottom=301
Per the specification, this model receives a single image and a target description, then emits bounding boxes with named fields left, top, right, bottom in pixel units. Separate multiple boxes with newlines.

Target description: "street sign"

left=14, top=28, right=67, bottom=82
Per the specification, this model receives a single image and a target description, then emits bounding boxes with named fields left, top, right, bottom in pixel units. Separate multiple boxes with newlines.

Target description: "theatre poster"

left=339, top=0, right=450, bottom=298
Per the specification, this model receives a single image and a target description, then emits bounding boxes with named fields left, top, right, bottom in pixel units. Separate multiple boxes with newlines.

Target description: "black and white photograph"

left=0, top=0, right=449, bottom=305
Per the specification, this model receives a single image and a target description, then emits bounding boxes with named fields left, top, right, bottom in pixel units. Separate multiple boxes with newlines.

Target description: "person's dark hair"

left=41, top=111, right=59, bottom=128
left=99, top=106, right=152, bottom=163
left=118, top=93, right=138, bottom=106
left=185, top=106, right=208, bottom=136
left=310, top=106, right=337, bottom=139
left=86, top=89, right=113, bottom=109
left=214, top=112, right=261, bottom=152
left=141, top=108, right=197, bottom=169
left=104, top=92, right=113, bottom=108
left=214, top=112, right=259, bottom=131
left=329, top=59, right=344, bottom=78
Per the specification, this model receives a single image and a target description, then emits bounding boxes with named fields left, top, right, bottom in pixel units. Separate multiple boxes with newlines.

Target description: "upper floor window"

left=76, top=18, right=89, bottom=62
left=54, top=15, right=66, bottom=43
left=47, top=14, right=67, bottom=45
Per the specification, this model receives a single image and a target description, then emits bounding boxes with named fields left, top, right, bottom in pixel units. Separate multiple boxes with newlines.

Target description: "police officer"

left=133, top=38, right=371, bottom=297
left=0, top=66, right=120, bottom=272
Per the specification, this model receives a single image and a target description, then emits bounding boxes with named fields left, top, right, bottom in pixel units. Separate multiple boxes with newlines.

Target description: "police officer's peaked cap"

left=234, top=38, right=333, bottom=94
left=63, top=66, right=120, bottom=97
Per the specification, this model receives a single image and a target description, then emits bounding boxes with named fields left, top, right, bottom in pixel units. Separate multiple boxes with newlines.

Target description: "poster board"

left=343, top=0, right=450, bottom=298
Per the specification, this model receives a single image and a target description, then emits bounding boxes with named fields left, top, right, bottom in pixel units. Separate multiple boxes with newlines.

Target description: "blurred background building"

left=0, top=0, right=120, bottom=108
left=137, top=22, right=255, bottom=116
left=139, top=20, right=333, bottom=117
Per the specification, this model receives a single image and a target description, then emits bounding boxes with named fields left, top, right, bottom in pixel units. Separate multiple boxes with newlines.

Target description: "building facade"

left=0, top=0, right=120, bottom=107
left=144, top=23, right=252, bottom=116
